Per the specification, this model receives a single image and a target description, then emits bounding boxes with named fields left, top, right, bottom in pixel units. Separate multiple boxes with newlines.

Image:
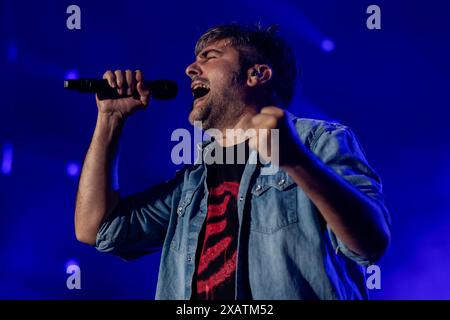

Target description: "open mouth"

left=191, top=83, right=210, bottom=102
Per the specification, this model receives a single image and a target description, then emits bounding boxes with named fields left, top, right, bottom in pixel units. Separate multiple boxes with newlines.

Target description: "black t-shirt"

left=192, top=141, right=249, bottom=300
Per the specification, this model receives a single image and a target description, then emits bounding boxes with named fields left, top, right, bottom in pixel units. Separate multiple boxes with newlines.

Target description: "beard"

left=188, top=72, right=246, bottom=131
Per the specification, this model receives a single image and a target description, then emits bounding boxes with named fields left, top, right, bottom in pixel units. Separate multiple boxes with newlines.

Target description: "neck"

left=212, top=106, right=258, bottom=147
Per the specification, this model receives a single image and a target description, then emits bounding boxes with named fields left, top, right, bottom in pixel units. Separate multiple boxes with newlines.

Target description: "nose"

left=185, top=61, right=201, bottom=79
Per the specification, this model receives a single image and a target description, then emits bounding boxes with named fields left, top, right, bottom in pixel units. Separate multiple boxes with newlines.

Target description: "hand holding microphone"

left=65, top=70, right=177, bottom=120
left=99, top=70, right=151, bottom=119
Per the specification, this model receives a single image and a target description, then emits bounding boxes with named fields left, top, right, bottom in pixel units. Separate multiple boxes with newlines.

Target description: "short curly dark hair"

left=195, top=23, right=298, bottom=108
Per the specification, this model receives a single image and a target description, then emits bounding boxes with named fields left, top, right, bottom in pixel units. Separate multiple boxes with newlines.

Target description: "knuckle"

left=276, top=108, right=285, bottom=117
left=265, top=116, right=278, bottom=128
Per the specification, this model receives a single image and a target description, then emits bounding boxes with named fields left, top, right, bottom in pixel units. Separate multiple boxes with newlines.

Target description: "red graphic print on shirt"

left=195, top=181, right=240, bottom=299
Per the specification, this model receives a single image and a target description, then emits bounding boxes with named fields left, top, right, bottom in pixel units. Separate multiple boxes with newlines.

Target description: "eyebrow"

left=198, top=48, right=224, bottom=59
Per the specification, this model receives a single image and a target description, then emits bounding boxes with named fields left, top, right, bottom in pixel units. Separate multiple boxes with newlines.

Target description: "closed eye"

left=204, top=53, right=217, bottom=60
left=200, top=49, right=222, bottom=60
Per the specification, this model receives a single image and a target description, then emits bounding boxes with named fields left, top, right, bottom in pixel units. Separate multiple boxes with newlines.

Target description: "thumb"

left=137, top=81, right=151, bottom=106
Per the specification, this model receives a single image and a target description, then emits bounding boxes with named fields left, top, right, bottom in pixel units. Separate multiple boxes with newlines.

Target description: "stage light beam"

left=1, top=143, right=13, bottom=175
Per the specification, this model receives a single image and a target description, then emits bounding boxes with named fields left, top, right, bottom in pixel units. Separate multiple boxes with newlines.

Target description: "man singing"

left=74, top=23, right=391, bottom=300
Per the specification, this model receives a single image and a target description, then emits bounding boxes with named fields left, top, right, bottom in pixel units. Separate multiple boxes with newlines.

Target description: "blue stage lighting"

left=65, top=69, right=79, bottom=80
left=1, top=143, right=13, bottom=175
left=66, top=161, right=80, bottom=177
left=321, top=39, right=335, bottom=52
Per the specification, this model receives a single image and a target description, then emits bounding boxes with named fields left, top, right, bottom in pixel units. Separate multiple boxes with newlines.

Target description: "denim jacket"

left=95, top=113, right=390, bottom=300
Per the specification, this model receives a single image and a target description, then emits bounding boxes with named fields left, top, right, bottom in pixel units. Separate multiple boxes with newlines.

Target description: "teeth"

left=191, top=83, right=209, bottom=91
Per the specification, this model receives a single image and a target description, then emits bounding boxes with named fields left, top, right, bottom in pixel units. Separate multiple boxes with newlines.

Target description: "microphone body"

left=64, top=79, right=177, bottom=100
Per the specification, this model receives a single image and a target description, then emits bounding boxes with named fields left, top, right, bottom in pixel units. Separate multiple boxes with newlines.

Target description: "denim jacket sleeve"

left=309, top=122, right=391, bottom=266
left=95, top=168, right=186, bottom=261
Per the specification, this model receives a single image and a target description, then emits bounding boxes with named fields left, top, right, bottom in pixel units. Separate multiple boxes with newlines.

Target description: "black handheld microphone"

left=64, top=79, right=178, bottom=100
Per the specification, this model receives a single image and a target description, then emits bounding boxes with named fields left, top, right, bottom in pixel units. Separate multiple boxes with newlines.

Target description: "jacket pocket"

left=250, top=171, right=298, bottom=234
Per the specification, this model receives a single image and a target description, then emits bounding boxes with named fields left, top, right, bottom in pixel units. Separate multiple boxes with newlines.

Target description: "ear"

left=246, top=64, right=273, bottom=87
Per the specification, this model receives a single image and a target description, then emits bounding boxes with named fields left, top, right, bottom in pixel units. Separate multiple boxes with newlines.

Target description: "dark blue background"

left=1, top=0, right=449, bottom=299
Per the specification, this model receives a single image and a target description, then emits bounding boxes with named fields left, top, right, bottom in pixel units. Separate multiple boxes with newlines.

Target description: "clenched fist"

left=245, top=106, right=305, bottom=168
